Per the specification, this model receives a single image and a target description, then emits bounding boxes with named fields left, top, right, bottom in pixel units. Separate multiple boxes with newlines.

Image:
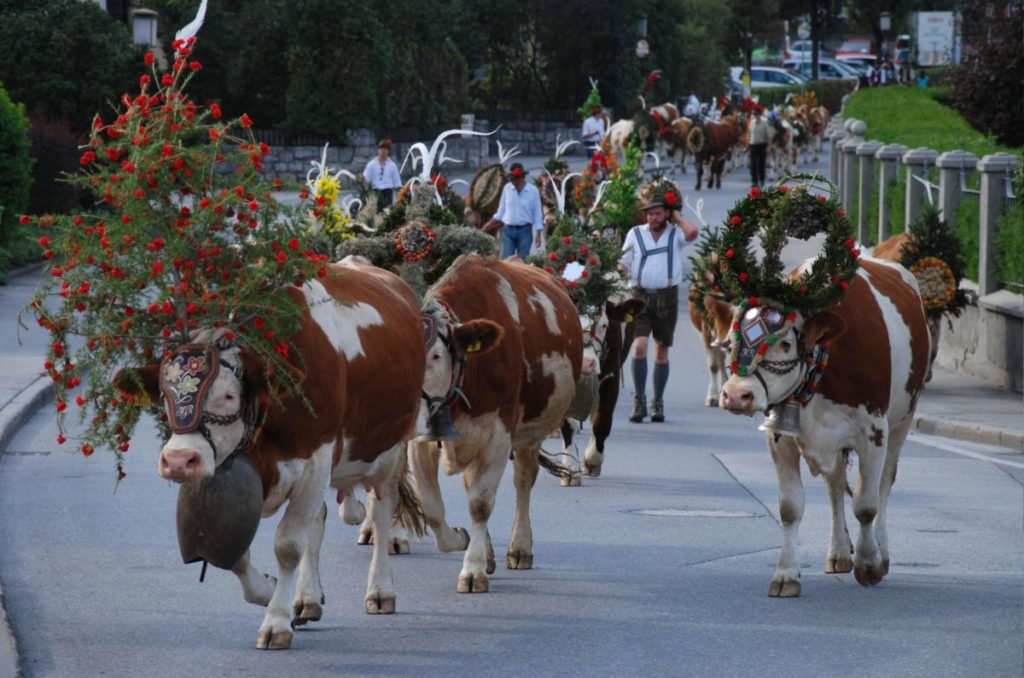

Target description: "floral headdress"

left=640, top=178, right=681, bottom=211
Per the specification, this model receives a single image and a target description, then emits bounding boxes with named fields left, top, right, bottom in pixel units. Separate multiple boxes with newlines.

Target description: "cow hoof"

left=290, top=601, right=323, bottom=628
left=457, top=572, right=489, bottom=593
left=357, top=527, right=373, bottom=546
left=364, top=592, right=396, bottom=614
left=486, top=543, right=496, bottom=575
left=582, top=462, right=602, bottom=477
left=506, top=550, right=533, bottom=570
left=882, top=558, right=890, bottom=575
left=256, top=629, right=293, bottom=650
left=560, top=474, right=581, bottom=487
left=825, top=556, right=853, bottom=574
left=854, top=562, right=885, bottom=587
left=705, top=397, right=719, bottom=408
left=389, top=538, right=410, bottom=555
left=768, top=576, right=801, bottom=598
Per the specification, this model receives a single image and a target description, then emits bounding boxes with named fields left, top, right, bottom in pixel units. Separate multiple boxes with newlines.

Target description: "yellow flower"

left=316, top=176, right=340, bottom=206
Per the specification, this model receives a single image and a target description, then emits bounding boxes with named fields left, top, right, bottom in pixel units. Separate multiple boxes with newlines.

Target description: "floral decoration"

left=392, top=220, right=436, bottom=262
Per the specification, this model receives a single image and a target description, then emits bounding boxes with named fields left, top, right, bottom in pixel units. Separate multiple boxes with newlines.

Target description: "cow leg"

left=231, top=549, right=276, bottom=607
left=852, top=424, right=887, bottom=587
left=768, top=434, right=804, bottom=598
left=291, top=501, right=327, bottom=627
left=695, top=161, right=703, bottom=191
left=823, top=459, right=854, bottom=574
left=877, top=418, right=910, bottom=576
left=559, top=420, right=581, bottom=487
left=458, top=440, right=508, bottom=592
left=507, top=446, right=540, bottom=570
left=256, top=444, right=331, bottom=650
left=364, top=445, right=405, bottom=614
left=584, top=366, right=620, bottom=476
left=407, top=440, right=470, bottom=553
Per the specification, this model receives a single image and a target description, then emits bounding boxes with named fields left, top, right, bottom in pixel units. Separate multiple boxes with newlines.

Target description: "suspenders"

left=631, top=226, right=676, bottom=288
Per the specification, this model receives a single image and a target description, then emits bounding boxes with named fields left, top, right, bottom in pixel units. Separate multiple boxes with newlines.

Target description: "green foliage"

left=577, top=83, right=604, bottom=121
left=953, top=199, right=980, bottom=282
left=750, top=80, right=850, bottom=114
left=0, top=82, right=34, bottom=280
left=594, top=142, right=643, bottom=239
left=529, top=216, right=622, bottom=312
left=900, top=204, right=969, bottom=317
left=25, top=45, right=322, bottom=466
left=0, top=0, right=139, bottom=132
left=996, top=202, right=1024, bottom=290
left=843, top=87, right=1014, bottom=158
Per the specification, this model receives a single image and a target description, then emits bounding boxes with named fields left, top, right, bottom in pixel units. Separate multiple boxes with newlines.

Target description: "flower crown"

left=640, top=178, right=681, bottom=210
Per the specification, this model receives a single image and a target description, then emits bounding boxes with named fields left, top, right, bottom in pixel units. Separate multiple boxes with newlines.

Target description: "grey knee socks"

left=653, top=362, right=670, bottom=401
left=631, top=357, right=648, bottom=395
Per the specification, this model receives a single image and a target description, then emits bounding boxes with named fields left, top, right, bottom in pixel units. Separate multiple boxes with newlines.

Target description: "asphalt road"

left=1, top=150, right=1021, bottom=678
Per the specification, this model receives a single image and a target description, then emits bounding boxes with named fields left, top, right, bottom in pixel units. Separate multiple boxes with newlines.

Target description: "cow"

left=806, top=105, right=830, bottom=162
left=115, top=259, right=427, bottom=649
left=558, top=297, right=646, bottom=480
left=768, top=115, right=794, bottom=180
left=410, top=254, right=584, bottom=592
left=719, top=258, right=930, bottom=597
left=606, top=102, right=680, bottom=163
left=660, top=116, right=701, bottom=176
left=693, top=114, right=744, bottom=190
left=687, top=291, right=734, bottom=407
left=872, top=232, right=942, bottom=381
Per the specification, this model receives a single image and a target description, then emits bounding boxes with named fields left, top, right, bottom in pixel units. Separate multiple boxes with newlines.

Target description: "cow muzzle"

left=159, top=448, right=204, bottom=482
left=720, top=386, right=756, bottom=415
left=581, top=354, right=599, bottom=376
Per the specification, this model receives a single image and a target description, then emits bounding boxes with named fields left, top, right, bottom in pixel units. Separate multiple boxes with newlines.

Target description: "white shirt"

left=619, top=223, right=694, bottom=289
left=363, top=157, right=402, bottom=190
left=683, top=95, right=701, bottom=117
left=581, top=116, right=605, bottom=145
left=494, top=182, right=543, bottom=233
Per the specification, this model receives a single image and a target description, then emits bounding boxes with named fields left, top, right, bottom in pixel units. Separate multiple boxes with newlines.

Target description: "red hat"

left=591, top=105, right=602, bottom=113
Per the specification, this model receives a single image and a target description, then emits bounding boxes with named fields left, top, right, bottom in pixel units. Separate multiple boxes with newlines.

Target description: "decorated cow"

left=705, top=177, right=930, bottom=597
left=411, top=254, right=584, bottom=592
left=691, top=113, right=744, bottom=190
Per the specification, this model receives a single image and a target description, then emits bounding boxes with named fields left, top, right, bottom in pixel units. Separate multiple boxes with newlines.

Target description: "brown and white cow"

left=720, top=258, right=930, bottom=597
left=410, top=254, right=583, bottom=592
left=687, top=290, right=734, bottom=407
left=559, top=297, right=646, bottom=479
left=116, top=259, right=426, bottom=649
left=694, top=114, right=744, bottom=190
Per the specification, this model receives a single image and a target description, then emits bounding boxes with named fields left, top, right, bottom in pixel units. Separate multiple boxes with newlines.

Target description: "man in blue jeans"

left=482, top=163, right=543, bottom=259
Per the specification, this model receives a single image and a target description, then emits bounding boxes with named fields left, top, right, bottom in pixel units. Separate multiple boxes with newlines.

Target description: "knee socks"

left=631, top=357, right=648, bottom=396
left=653, top=362, right=670, bottom=401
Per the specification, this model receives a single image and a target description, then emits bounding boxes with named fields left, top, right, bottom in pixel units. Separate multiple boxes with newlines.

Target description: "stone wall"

left=482, top=120, right=585, bottom=157
left=937, top=285, right=1024, bottom=393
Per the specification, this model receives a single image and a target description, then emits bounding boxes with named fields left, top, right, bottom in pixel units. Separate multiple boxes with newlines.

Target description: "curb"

left=913, top=415, right=1024, bottom=452
left=0, top=375, right=52, bottom=678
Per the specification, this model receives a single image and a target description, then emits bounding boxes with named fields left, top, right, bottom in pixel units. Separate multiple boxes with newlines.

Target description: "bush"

left=0, top=0, right=140, bottom=133
left=996, top=202, right=1024, bottom=291
left=0, top=81, right=34, bottom=281
left=27, top=114, right=89, bottom=215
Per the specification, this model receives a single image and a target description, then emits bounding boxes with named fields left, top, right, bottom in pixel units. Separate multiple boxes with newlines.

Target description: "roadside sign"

left=797, top=22, right=810, bottom=40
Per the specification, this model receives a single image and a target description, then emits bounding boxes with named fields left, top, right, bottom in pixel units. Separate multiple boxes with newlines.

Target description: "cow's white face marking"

left=496, top=276, right=520, bottom=324
left=158, top=346, right=245, bottom=481
left=421, top=301, right=457, bottom=406
left=302, top=280, right=382, bottom=361
left=527, top=289, right=562, bottom=335
left=720, top=319, right=806, bottom=414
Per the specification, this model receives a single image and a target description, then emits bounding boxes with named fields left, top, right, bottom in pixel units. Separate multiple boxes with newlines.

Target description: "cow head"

left=421, top=300, right=504, bottom=411
left=720, top=306, right=846, bottom=415
left=115, top=341, right=276, bottom=482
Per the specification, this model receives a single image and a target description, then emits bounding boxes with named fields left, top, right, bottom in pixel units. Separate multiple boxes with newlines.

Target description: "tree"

left=0, top=82, right=33, bottom=280
left=727, top=0, right=781, bottom=74
left=0, top=0, right=140, bottom=132
left=843, top=0, right=918, bottom=59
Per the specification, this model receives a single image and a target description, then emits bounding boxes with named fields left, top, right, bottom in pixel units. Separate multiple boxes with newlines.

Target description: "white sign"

left=917, top=12, right=954, bottom=66
left=797, top=22, right=810, bottom=40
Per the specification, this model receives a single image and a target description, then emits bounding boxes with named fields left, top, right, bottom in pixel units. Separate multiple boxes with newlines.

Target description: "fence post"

left=977, top=153, right=1020, bottom=296
left=828, top=118, right=847, bottom=183
left=902, top=148, right=939, bottom=230
left=936, top=150, right=978, bottom=223
left=875, top=144, right=908, bottom=243
left=840, top=120, right=866, bottom=213
left=856, top=140, right=884, bottom=245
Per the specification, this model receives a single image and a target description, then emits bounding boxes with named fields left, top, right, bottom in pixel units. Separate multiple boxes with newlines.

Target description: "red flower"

left=121, top=214, right=131, bottom=225
left=839, top=281, right=849, bottom=291
left=240, top=114, right=253, bottom=128
left=56, top=434, right=66, bottom=445
left=208, top=128, right=221, bottom=141
left=818, top=195, right=827, bottom=202
left=82, top=444, right=94, bottom=457
left=748, top=296, right=759, bottom=307
left=664, top=191, right=677, bottom=207
left=38, top=236, right=50, bottom=248
left=778, top=186, right=788, bottom=194
left=844, top=238, right=855, bottom=249
left=548, top=253, right=558, bottom=261
left=749, top=187, right=761, bottom=198
left=587, top=257, right=597, bottom=265
left=738, top=272, right=749, bottom=282
left=730, top=215, right=742, bottom=225
left=144, top=52, right=154, bottom=66
left=562, top=236, right=572, bottom=244
left=210, top=103, right=222, bottom=119
left=161, top=73, right=174, bottom=87
left=151, top=261, right=164, bottom=277
left=725, top=248, right=735, bottom=259
left=851, top=248, right=860, bottom=258
left=19, top=215, right=31, bottom=225
left=79, top=151, right=96, bottom=166
left=287, top=238, right=299, bottom=250
left=276, top=250, right=287, bottom=263
left=189, top=60, right=202, bottom=72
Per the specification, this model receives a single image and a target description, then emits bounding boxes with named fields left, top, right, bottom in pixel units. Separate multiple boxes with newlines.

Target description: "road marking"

left=909, top=432, right=1024, bottom=469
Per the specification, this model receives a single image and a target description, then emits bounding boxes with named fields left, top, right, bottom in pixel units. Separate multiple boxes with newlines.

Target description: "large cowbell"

left=420, top=404, right=460, bottom=442
left=758, top=400, right=803, bottom=438
left=176, top=453, right=263, bottom=570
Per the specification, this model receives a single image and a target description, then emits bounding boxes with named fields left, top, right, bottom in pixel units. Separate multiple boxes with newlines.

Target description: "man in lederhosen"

left=618, top=180, right=699, bottom=422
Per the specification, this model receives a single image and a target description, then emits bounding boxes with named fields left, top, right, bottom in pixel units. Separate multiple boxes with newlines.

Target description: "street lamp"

left=635, top=14, right=648, bottom=39
left=635, top=39, right=650, bottom=60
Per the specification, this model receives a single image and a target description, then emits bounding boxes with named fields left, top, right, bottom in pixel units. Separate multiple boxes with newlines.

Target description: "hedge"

left=751, top=79, right=853, bottom=114
left=0, top=82, right=34, bottom=282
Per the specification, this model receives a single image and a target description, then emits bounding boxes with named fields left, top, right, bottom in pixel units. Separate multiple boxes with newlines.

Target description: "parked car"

left=729, top=66, right=809, bottom=90
left=783, top=58, right=860, bottom=81
left=836, top=38, right=876, bottom=59
left=837, top=55, right=878, bottom=75
left=785, top=39, right=832, bottom=60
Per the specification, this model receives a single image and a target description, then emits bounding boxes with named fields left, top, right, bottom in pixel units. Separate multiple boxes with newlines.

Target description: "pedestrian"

left=482, top=163, right=543, bottom=259
left=581, top=106, right=606, bottom=159
left=746, top=105, right=771, bottom=188
left=362, top=139, right=402, bottom=207
left=617, top=180, right=699, bottom=423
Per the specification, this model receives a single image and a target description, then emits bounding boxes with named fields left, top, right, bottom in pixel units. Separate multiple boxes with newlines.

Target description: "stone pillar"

left=903, top=148, right=939, bottom=230
left=936, top=150, right=978, bottom=223
left=840, top=120, right=866, bottom=213
left=875, top=144, right=909, bottom=243
left=856, top=140, right=884, bottom=245
left=829, top=120, right=847, bottom=183
left=977, top=153, right=1020, bottom=296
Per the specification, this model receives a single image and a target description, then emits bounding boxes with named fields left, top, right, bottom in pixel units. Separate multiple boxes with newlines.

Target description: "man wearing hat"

left=745, top=105, right=772, bottom=188
left=362, top=139, right=402, bottom=206
left=581, top=106, right=606, bottom=159
left=482, top=162, right=543, bottom=259
left=617, top=180, right=699, bottom=423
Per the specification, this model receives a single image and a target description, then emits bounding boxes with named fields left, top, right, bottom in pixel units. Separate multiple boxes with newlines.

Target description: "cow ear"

left=113, top=365, right=161, bottom=405
left=801, top=310, right=847, bottom=347
left=239, top=347, right=306, bottom=398
left=453, top=319, right=504, bottom=357
left=605, top=299, right=645, bottom=323
left=704, top=297, right=734, bottom=330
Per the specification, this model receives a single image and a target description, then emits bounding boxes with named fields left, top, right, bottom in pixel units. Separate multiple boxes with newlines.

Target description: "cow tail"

left=393, top=465, right=428, bottom=539
left=687, top=125, right=704, bottom=155
left=537, top=449, right=577, bottom=482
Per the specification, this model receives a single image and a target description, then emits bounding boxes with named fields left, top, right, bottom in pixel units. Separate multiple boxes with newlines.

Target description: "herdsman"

left=618, top=180, right=699, bottom=422
left=362, top=139, right=402, bottom=206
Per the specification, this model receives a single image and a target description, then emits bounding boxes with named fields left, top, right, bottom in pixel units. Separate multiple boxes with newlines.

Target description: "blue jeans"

left=501, top=224, right=533, bottom=259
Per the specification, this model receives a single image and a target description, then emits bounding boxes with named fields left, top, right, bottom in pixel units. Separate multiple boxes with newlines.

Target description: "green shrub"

left=0, top=82, right=34, bottom=282
left=954, top=199, right=981, bottom=282
left=996, top=202, right=1024, bottom=291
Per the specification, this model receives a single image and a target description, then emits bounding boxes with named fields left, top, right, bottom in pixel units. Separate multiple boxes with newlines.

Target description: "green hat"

left=640, top=178, right=681, bottom=211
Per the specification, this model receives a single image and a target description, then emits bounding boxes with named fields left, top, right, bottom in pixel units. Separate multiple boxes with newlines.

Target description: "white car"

left=730, top=66, right=810, bottom=90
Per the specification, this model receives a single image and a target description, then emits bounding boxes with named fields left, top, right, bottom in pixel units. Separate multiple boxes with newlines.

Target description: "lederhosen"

left=630, top=225, right=680, bottom=347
